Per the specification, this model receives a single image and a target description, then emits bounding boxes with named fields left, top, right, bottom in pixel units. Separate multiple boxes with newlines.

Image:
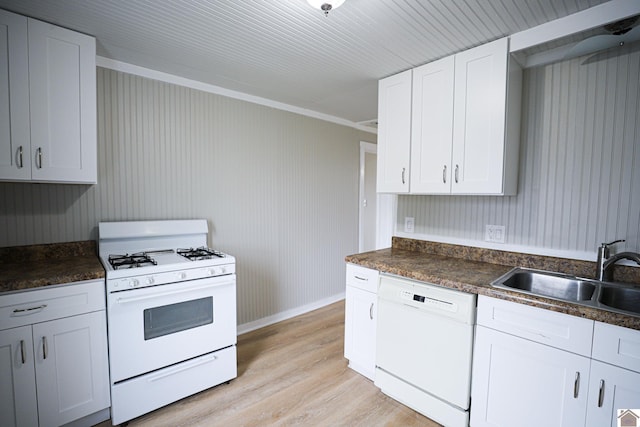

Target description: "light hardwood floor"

left=98, top=300, right=440, bottom=426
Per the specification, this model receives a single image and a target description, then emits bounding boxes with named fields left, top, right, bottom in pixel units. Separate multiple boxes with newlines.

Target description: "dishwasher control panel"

left=400, top=290, right=458, bottom=313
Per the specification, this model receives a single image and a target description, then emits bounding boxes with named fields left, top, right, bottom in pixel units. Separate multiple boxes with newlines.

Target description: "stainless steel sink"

left=498, top=270, right=597, bottom=302
left=599, top=286, right=640, bottom=315
left=491, top=267, right=640, bottom=318
left=492, top=268, right=597, bottom=302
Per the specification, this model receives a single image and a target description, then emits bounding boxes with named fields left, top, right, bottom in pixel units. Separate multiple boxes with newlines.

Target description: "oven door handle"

left=115, top=282, right=230, bottom=304
left=148, top=353, right=218, bottom=383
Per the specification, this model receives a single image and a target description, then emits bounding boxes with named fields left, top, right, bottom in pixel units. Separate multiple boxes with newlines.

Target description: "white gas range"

left=98, top=220, right=237, bottom=425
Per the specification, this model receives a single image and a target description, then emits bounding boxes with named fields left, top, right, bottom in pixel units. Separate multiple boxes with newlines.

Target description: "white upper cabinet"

left=451, top=37, right=521, bottom=195
left=377, top=69, right=412, bottom=193
left=0, top=9, right=30, bottom=181
left=0, top=9, right=96, bottom=184
left=410, top=56, right=455, bottom=194
left=378, top=37, right=522, bottom=195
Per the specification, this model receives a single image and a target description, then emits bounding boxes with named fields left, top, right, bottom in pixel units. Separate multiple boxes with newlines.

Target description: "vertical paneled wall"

left=0, top=68, right=374, bottom=325
left=398, top=43, right=640, bottom=257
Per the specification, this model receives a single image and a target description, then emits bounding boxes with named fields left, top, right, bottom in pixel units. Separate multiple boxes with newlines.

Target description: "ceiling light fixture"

left=307, top=0, right=346, bottom=17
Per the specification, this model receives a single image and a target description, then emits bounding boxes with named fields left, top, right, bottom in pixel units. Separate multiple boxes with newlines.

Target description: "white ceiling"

left=0, top=0, right=612, bottom=125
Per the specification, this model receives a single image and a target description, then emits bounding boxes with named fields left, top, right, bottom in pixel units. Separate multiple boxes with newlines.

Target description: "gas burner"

left=177, top=247, right=225, bottom=261
left=108, top=252, right=158, bottom=270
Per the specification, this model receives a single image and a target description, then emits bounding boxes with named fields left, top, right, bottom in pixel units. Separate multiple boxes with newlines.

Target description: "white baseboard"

left=237, top=292, right=346, bottom=335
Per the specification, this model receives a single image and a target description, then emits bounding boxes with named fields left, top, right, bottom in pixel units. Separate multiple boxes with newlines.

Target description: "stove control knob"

left=131, top=279, right=139, bottom=288
left=220, top=266, right=227, bottom=274
left=207, top=268, right=216, bottom=276
left=179, top=272, right=187, bottom=280
left=146, top=277, right=155, bottom=285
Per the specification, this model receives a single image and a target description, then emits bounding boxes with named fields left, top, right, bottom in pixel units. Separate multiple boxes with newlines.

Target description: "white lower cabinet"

left=585, top=360, right=640, bottom=427
left=0, top=280, right=110, bottom=427
left=0, top=326, right=38, bottom=427
left=344, top=264, right=379, bottom=380
left=471, top=325, right=590, bottom=427
left=472, top=295, right=640, bottom=427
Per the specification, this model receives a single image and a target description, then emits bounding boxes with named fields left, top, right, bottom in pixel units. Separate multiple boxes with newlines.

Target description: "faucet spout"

left=600, top=251, right=640, bottom=282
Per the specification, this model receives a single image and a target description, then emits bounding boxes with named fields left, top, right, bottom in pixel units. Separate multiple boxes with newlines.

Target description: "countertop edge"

left=345, top=251, right=640, bottom=331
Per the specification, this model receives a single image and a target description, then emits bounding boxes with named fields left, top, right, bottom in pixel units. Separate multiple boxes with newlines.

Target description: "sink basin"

left=599, top=286, right=640, bottom=315
left=492, top=267, right=640, bottom=318
left=493, top=269, right=597, bottom=302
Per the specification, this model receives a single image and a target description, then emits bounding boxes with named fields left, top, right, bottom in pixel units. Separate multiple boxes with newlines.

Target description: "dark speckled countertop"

left=0, top=241, right=105, bottom=294
left=346, top=237, right=640, bottom=331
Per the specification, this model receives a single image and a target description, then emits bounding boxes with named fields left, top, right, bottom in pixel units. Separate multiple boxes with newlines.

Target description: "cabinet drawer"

left=592, top=321, right=640, bottom=373
left=0, top=279, right=105, bottom=330
left=346, top=264, right=379, bottom=293
left=477, top=295, right=594, bottom=356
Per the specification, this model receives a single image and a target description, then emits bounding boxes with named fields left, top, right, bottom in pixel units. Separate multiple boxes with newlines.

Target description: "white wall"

left=397, top=42, right=640, bottom=260
left=0, top=68, right=375, bottom=326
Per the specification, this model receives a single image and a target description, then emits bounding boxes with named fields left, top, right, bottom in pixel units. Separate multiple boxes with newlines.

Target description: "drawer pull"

left=12, top=304, right=48, bottom=316
left=148, top=354, right=218, bottom=382
left=20, top=340, right=26, bottom=364
left=598, top=379, right=605, bottom=407
left=354, top=275, right=368, bottom=281
left=573, top=372, right=580, bottom=398
left=42, top=336, right=48, bottom=360
left=369, top=303, right=374, bottom=320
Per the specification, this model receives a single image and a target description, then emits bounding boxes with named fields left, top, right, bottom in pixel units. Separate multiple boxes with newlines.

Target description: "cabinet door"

left=586, top=360, right=640, bottom=427
left=344, top=286, right=376, bottom=380
left=377, top=69, right=411, bottom=193
left=410, top=55, right=454, bottom=194
left=471, top=325, right=590, bottom=427
left=0, top=326, right=38, bottom=427
left=0, top=9, right=30, bottom=181
left=33, top=311, right=110, bottom=427
left=28, top=18, right=96, bottom=184
left=451, top=37, right=509, bottom=194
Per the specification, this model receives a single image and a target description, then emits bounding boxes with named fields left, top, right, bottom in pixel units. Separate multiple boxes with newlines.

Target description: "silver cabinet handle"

left=598, top=379, right=605, bottom=407
left=354, top=275, right=368, bottom=281
left=36, top=147, right=43, bottom=169
left=18, top=146, right=24, bottom=168
left=455, top=164, right=459, bottom=183
left=42, top=336, right=48, bottom=360
left=369, top=303, right=374, bottom=320
left=443, top=165, right=447, bottom=183
left=573, top=372, right=580, bottom=398
left=401, top=167, right=406, bottom=184
left=20, top=340, right=26, bottom=364
left=12, top=304, right=47, bottom=316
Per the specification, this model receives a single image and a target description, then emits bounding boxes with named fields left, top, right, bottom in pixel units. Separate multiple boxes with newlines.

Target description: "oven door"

left=107, top=275, right=236, bottom=383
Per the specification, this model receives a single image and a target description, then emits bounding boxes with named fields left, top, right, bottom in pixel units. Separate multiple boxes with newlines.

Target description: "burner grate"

left=109, top=252, right=158, bottom=270
left=177, top=247, right=225, bottom=261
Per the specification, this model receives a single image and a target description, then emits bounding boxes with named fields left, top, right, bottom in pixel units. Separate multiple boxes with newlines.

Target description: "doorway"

left=359, top=141, right=396, bottom=252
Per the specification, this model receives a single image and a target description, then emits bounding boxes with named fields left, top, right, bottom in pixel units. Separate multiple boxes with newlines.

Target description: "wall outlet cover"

left=485, top=225, right=506, bottom=243
left=404, top=217, right=415, bottom=233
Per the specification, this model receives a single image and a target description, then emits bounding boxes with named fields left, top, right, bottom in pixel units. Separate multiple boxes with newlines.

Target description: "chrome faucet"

left=596, top=239, right=640, bottom=281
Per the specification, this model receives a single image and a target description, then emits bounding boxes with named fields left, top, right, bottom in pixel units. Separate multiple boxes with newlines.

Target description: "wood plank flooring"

left=98, top=300, right=440, bottom=426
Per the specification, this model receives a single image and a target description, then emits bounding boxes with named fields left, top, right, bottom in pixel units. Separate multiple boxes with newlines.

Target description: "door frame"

left=359, top=141, right=396, bottom=252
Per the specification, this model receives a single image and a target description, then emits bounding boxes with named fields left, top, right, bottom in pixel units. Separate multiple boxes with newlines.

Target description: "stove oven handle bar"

left=147, top=353, right=218, bottom=383
left=115, top=281, right=232, bottom=304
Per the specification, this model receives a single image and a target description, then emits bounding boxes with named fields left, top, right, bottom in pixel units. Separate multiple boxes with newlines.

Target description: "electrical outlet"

left=485, top=225, right=506, bottom=243
left=404, top=217, right=415, bottom=233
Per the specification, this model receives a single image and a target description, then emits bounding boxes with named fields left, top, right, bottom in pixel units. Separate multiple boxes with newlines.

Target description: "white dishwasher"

left=375, top=274, right=476, bottom=427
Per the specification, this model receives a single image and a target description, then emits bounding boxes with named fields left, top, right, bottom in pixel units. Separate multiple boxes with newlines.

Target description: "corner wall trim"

left=96, top=56, right=376, bottom=135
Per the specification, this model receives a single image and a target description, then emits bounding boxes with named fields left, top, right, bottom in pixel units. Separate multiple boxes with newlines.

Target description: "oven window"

left=144, top=297, right=213, bottom=340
